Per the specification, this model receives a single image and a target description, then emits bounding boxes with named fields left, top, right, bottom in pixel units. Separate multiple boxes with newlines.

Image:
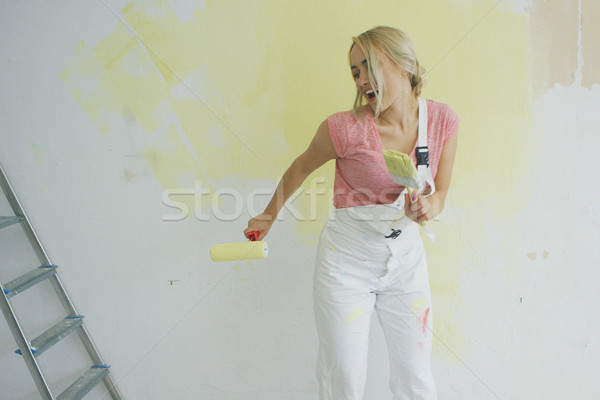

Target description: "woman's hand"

left=404, top=192, right=434, bottom=225
left=244, top=213, right=275, bottom=241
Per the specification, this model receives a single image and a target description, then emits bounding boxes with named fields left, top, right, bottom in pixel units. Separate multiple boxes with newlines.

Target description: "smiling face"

left=349, top=27, right=424, bottom=118
left=349, top=43, right=412, bottom=114
left=350, top=45, right=378, bottom=104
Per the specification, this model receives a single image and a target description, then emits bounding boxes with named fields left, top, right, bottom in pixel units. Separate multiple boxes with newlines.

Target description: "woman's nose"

left=357, top=74, right=369, bottom=87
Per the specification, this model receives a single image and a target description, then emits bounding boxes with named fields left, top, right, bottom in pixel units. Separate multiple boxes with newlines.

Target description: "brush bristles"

left=382, top=150, right=417, bottom=178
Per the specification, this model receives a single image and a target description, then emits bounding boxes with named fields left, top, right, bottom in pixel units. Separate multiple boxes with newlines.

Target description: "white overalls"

left=314, top=99, right=437, bottom=400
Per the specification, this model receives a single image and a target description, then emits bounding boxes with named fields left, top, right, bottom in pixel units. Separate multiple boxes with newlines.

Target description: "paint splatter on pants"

left=313, top=201, right=437, bottom=400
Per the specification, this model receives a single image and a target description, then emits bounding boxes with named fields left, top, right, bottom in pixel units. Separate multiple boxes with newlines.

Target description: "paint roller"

left=210, top=231, right=268, bottom=262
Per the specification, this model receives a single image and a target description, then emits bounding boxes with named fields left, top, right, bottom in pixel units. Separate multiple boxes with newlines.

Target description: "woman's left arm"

left=405, top=130, right=458, bottom=224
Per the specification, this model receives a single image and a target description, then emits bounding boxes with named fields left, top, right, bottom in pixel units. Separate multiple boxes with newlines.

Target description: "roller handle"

left=247, top=231, right=259, bottom=241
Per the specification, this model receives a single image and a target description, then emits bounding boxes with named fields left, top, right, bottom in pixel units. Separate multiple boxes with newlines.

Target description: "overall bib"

left=314, top=99, right=437, bottom=400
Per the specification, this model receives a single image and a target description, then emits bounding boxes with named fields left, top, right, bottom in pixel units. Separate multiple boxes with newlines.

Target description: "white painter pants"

left=313, top=194, right=437, bottom=400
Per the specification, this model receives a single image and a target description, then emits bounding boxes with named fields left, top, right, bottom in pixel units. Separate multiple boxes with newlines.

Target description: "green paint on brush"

left=382, top=149, right=421, bottom=190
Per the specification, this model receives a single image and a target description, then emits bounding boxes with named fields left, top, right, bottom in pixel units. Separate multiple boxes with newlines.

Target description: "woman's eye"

left=352, top=72, right=359, bottom=79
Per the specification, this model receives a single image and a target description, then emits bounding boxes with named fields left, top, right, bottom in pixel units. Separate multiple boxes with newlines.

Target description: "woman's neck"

left=375, top=93, right=419, bottom=130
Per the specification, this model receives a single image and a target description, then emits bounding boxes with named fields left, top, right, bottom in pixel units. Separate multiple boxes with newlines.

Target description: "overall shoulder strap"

left=417, top=97, right=428, bottom=148
left=416, top=98, right=437, bottom=241
left=416, top=98, right=435, bottom=197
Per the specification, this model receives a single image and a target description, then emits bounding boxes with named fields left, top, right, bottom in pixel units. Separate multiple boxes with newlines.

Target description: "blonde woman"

left=245, top=26, right=459, bottom=399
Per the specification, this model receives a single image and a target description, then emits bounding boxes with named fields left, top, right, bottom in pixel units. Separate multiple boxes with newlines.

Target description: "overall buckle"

left=416, top=146, right=429, bottom=167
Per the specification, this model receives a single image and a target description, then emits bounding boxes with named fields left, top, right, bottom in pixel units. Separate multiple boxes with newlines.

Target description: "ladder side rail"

left=0, top=286, right=55, bottom=400
left=101, top=370, right=124, bottom=400
left=48, top=274, right=124, bottom=400
left=0, top=163, right=52, bottom=265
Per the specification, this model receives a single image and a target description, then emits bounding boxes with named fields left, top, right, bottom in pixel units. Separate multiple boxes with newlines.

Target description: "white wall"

left=1, top=1, right=599, bottom=399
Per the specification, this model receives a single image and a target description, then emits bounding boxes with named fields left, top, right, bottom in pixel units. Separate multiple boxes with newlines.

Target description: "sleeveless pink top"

left=328, top=99, right=459, bottom=208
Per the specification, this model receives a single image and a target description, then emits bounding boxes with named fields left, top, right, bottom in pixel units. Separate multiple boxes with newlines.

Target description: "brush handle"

left=407, top=187, right=417, bottom=203
left=247, top=231, right=259, bottom=241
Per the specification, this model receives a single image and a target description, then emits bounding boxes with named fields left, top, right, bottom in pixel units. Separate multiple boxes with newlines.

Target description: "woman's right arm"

left=244, top=119, right=338, bottom=240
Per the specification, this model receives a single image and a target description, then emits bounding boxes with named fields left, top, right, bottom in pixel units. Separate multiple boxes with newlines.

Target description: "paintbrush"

left=382, top=149, right=425, bottom=200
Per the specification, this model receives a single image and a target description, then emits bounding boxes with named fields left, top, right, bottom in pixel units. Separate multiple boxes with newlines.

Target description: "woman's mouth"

left=366, top=89, right=378, bottom=102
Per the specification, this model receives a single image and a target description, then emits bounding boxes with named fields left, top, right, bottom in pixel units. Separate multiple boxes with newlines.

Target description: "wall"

left=1, top=0, right=599, bottom=399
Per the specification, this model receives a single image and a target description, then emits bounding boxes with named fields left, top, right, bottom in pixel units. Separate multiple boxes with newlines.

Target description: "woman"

left=245, top=26, right=459, bottom=400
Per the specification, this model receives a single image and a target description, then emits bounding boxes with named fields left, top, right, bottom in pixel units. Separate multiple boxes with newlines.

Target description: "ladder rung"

left=57, top=365, right=110, bottom=400
left=15, top=316, right=84, bottom=357
left=3, top=265, right=58, bottom=298
left=0, top=216, right=22, bottom=230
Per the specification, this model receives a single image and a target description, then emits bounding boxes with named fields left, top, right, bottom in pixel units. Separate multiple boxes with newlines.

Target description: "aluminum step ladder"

left=0, top=162, right=123, bottom=400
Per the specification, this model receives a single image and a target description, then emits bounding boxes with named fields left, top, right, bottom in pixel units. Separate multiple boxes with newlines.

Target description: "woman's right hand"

left=244, top=213, right=275, bottom=241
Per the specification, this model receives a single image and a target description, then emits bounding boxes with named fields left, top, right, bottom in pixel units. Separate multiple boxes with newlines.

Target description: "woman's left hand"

left=404, top=192, right=434, bottom=225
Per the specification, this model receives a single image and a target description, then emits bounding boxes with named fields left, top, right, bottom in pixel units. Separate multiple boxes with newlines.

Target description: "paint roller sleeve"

left=210, top=241, right=269, bottom=262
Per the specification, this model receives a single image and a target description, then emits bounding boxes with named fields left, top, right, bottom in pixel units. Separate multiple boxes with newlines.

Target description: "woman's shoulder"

left=424, top=98, right=460, bottom=140
left=328, top=109, right=359, bottom=123
left=327, top=108, right=364, bottom=134
left=425, top=98, right=459, bottom=121
left=328, top=106, right=371, bottom=127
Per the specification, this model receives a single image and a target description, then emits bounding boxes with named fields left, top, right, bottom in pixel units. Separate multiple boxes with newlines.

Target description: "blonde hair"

left=349, top=26, right=425, bottom=119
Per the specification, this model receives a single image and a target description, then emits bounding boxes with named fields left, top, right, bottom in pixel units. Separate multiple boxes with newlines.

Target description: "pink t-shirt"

left=328, top=99, right=459, bottom=208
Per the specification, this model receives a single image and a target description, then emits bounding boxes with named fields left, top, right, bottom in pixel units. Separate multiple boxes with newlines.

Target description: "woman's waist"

left=332, top=184, right=406, bottom=209
left=324, top=203, right=419, bottom=242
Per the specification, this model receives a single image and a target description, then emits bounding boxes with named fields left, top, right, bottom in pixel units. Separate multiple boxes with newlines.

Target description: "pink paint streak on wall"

left=420, top=307, right=430, bottom=336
